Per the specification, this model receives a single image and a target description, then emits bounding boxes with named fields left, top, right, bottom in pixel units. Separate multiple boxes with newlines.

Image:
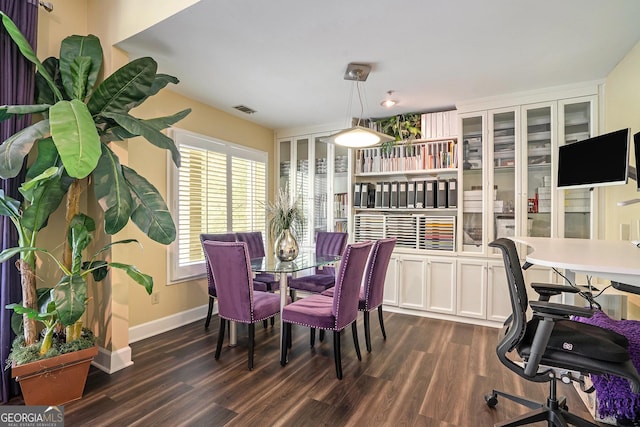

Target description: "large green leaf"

left=59, top=35, right=103, bottom=100
left=0, top=189, right=20, bottom=218
left=49, top=99, right=101, bottom=178
left=0, top=119, right=50, bottom=179
left=21, top=174, right=66, bottom=232
left=103, top=111, right=183, bottom=167
left=93, top=145, right=132, bottom=234
left=109, top=262, right=153, bottom=295
left=18, top=166, right=58, bottom=201
left=87, top=57, right=157, bottom=117
left=0, top=12, right=63, bottom=101
left=122, top=165, right=176, bottom=244
left=0, top=104, right=51, bottom=123
left=70, top=56, right=92, bottom=100
left=9, top=288, right=53, bottom=336
left=26, top=138, right=60, bottom=180
left=53, top=274, right=87, bottom=327
left=36, top=57, right=62, bottom=105
left=130, top=73, right=179, bottom=108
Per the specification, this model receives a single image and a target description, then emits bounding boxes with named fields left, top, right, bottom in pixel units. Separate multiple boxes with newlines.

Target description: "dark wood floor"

left=8, top=312, right=605, bottom=426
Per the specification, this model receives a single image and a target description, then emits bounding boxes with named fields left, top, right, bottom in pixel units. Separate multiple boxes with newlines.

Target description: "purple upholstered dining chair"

left=235, top=231, right=280, bottom=292
left=324, top=237, right=397, bottom=352
left=202, top=240, right=288, bottom=370
left=288, top=231, right=348, bottom=299
left=280, top=240, right=373, bottom=380
left=200, top=233, right=236, bottom=329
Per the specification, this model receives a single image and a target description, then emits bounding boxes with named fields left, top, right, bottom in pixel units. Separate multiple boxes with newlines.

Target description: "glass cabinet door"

left=333, top=144, right=349, bottom=233
left=523, top=104, right=554, bottom=238
left=279, top=139, right=292, bottom=198
left=461, top=114, right=485, bottom=253
left=559, top=98, right=596, bottom=239
left=490, top=110, right=517, bottom=251
left=295, top=137, right=312, bottom=248
left=314, top=135, right=328, bottom=235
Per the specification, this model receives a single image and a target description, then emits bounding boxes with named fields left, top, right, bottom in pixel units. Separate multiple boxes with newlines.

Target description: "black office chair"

left=486, top=238, right=640, bottom=427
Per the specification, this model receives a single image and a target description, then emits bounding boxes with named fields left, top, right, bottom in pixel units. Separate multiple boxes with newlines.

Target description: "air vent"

left=233, top=105, right=256, bottom=115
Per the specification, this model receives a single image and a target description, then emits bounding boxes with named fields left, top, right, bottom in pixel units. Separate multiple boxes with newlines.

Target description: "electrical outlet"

left=151, top=293, right=160, bottom=305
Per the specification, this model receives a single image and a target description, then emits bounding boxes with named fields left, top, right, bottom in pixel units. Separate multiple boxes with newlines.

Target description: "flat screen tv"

left=557, top=128, right=630, bottom=190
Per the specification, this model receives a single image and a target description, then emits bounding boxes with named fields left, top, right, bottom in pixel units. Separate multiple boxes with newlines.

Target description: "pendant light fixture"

left=322, top=63, right=394, bottom=148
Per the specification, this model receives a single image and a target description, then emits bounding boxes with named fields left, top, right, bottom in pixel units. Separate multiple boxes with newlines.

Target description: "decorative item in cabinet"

left=280, top=160, right=291, bottom=175
left=335, top=155, right=348, bottom=173
left=463, top=135, right=482, bottom=169
left=355, top=139, right=458, bottom=174
left=385, top=215, right=418, bottom=248
left=354, top=214, right=385, bottom=241
left=421, top=110, right=459, bottom=139
left=420, top=216, right=456, bottom=251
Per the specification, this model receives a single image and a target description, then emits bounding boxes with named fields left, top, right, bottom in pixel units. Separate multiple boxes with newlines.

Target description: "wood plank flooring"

left=7, top=313, right=606, bottom=426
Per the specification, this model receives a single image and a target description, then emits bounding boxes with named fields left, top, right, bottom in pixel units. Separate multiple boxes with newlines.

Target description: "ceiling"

left=117, top=0, right=640, bottom=132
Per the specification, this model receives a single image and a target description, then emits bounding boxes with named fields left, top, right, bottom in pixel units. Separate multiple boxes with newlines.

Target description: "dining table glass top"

left=250, top=252, right=341, bottom=274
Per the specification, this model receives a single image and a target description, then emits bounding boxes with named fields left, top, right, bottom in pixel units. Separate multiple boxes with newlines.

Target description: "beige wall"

left=602, top=40, right=640, bottom=313
left=34, top=0, right=275, bottom=351
left=603, top=40, right=640, bottom=240
left=123, top=90, right=275, bottom=326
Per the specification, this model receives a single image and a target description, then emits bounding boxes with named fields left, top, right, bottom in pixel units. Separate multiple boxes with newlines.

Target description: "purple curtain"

left=0, top=0, right=38, bottom=403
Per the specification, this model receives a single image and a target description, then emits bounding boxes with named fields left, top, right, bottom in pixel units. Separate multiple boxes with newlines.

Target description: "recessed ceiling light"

left=380, top=99, right=397, bottom=108
left=380, top=90, right=397, bottom=108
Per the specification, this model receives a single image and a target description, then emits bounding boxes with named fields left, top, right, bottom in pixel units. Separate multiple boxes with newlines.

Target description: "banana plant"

left=3, top=213, right=153, bottom=355
left=0, top=13, right=189, bottom=346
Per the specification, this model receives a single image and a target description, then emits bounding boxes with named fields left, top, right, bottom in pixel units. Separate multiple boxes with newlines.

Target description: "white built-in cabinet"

left=277, top=83, right=603, bottom=328
left=425, top=256, right=457, bottom=314
left=277, top=127, right=350, bottom=249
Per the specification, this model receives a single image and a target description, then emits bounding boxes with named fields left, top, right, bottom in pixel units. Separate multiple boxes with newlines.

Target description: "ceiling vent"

left=233, top=105, right=256, bottom=115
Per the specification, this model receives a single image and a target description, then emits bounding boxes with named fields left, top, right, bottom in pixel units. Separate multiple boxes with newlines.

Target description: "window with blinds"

left=167, top=129, right=268, bottom=282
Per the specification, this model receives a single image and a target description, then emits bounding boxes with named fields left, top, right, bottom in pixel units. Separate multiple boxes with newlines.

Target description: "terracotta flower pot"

left=12, top=345, right=98, bottom=406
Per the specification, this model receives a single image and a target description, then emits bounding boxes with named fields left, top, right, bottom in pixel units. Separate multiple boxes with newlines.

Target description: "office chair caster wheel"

left=485, top=394, right=498, bottom=408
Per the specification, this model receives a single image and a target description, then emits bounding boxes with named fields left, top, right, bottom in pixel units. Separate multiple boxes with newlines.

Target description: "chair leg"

left=333, top=329, right=343, bottom=380
left=364, top=311, right=372, bottom=353
left=310, top=328, right=316, bottom=347
left=263, top=319, right=268, bottom=328
left=319, top=329, right=325, bottom=342
left=351, top=322, right=361, bottom=361
left=281, top=322, right=290, bottom=366
left=248, top=323, right=255, bottom=371
left=270, top=316, right=275, bottom=327
left=205, top=296, right=214, bottom=328
left=215, top=318, right=226, bottom=359
left=377, top=306, right=386, bottom=340
left=289, top=289, right=296, bottom=301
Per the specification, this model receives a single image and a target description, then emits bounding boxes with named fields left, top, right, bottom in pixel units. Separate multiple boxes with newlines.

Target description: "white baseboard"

left=128, top=303, right=211, bottom=343
left=92, top=345, right=134, bottom=374
left=89, top=304, right=211, bottom=374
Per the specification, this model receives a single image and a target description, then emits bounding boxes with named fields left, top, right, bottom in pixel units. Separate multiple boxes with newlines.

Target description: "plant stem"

left=17, top=259, right=37, bottom=345
left=63, top=179, right=81, bottom=270
left=39, top=325, right=55, bottom=355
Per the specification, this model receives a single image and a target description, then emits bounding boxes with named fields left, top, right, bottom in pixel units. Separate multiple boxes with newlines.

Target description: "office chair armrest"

left=529, top=301, right=594, bottom=319
left=531, top=282, right=579, bottom=297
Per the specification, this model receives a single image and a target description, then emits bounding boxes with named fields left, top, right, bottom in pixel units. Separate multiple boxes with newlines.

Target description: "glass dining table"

left=229, top=252, right=341, bottom=361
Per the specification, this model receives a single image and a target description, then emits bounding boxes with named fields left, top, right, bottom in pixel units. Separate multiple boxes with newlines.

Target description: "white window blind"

left=167, top=129, right=268, bottom=282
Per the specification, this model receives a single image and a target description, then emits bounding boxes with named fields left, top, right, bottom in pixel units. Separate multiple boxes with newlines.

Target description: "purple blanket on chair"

left=574, top=310, right=640, bottom=420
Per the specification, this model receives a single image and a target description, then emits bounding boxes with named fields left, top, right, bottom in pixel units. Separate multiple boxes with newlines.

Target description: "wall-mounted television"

left=557, top=128, right=630, bottom=190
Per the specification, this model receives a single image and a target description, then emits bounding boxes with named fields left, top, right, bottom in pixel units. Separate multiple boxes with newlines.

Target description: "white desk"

left=511, top=236, right=640, bottom=289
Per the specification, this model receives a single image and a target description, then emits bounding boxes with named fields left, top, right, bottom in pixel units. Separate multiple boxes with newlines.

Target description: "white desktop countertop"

left=510, top=236, right=640, bottom=287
